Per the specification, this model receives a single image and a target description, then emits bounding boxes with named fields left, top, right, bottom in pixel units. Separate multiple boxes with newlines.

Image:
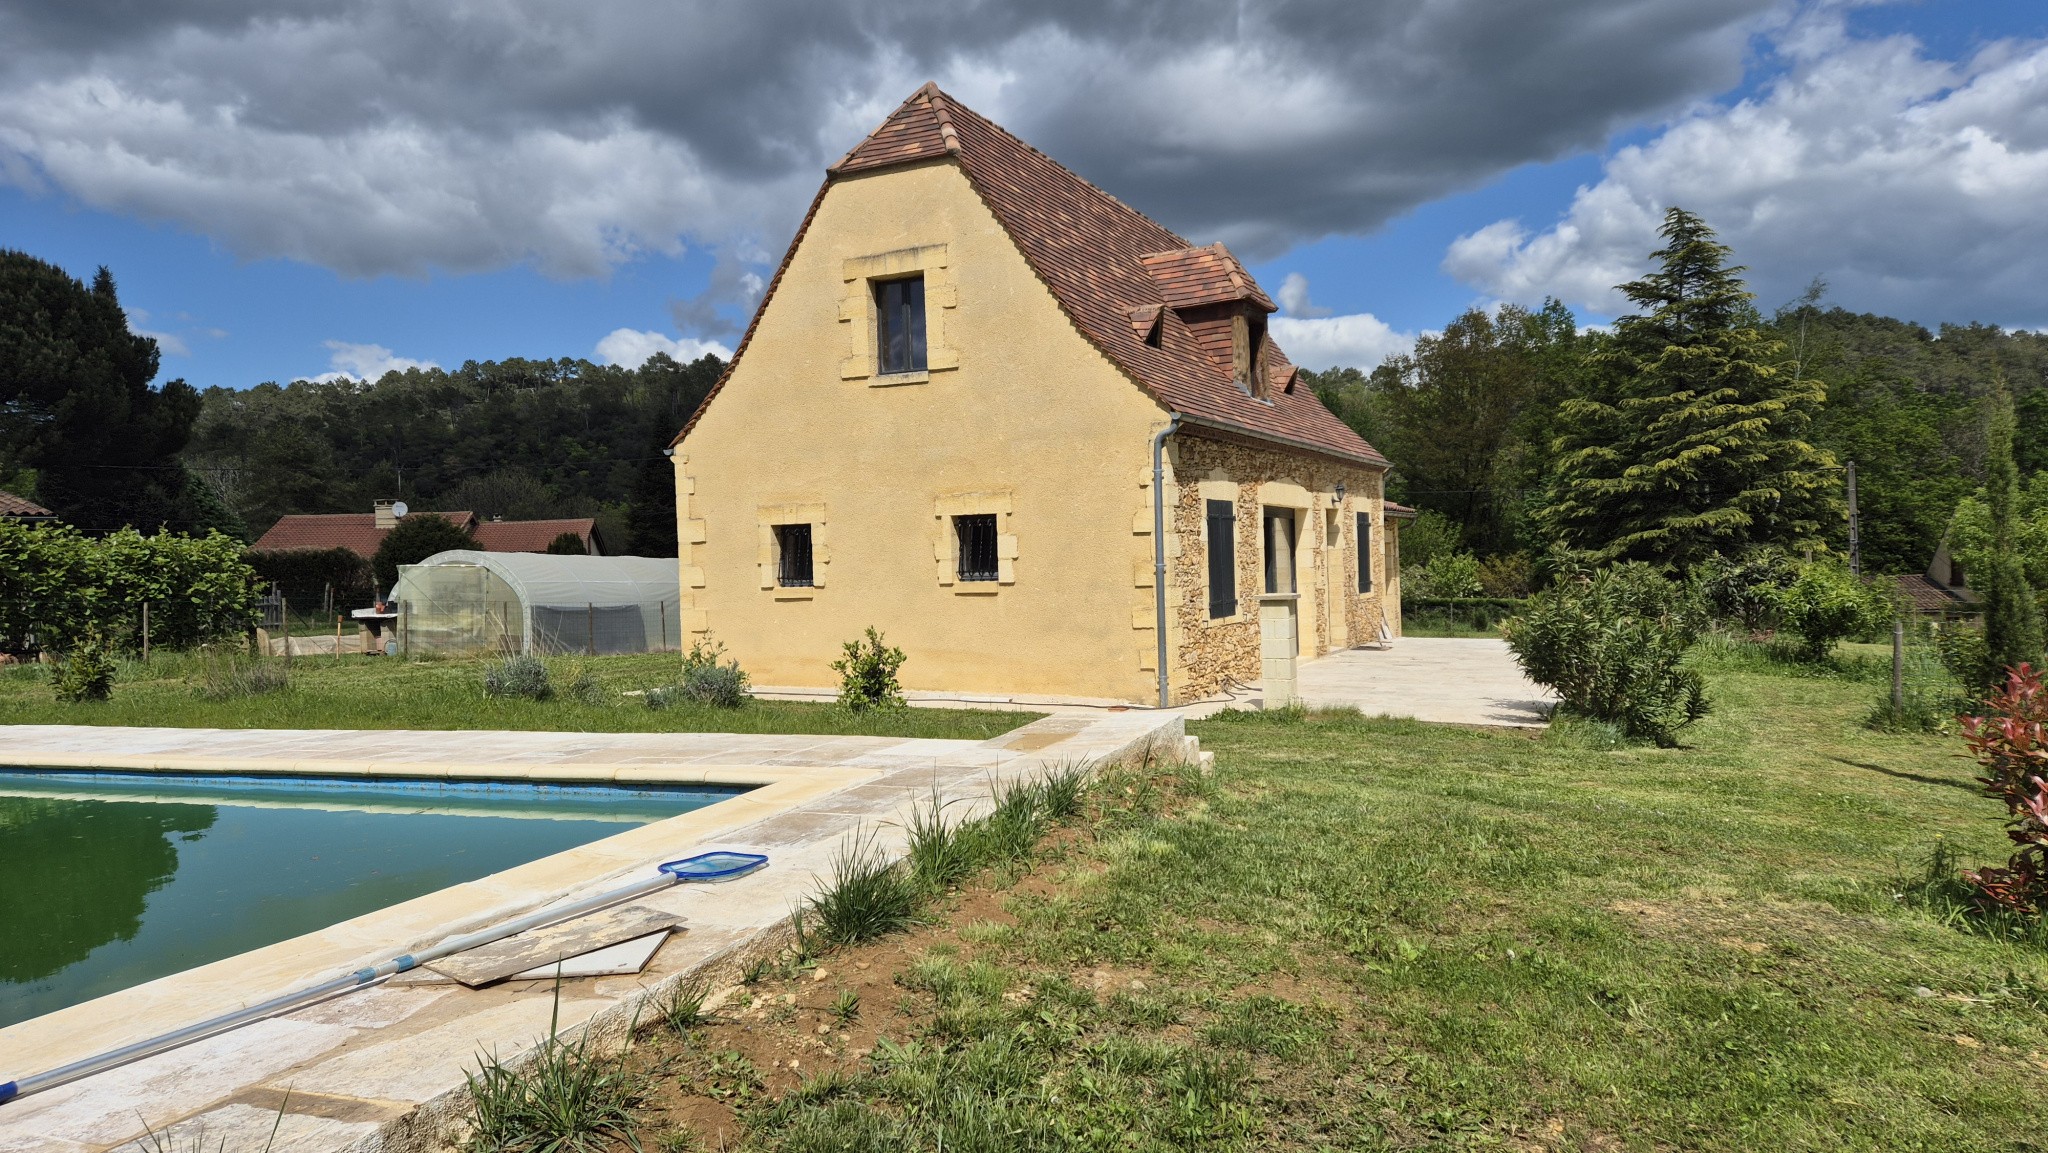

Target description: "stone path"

left=0, top=714, right=1195, bottom=1153
left=1286, top=637, right=1555, bottom=727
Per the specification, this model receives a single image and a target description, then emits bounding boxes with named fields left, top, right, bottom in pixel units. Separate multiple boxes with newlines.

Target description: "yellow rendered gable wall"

left=675, top=159, right=1171, bottom=702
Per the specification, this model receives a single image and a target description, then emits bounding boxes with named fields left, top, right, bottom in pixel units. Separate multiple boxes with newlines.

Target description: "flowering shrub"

left=1960, top=663, right=2048, bottom=918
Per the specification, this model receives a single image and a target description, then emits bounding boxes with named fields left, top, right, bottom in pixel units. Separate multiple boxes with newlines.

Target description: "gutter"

left=1151, top=418, right=1180, bottom=708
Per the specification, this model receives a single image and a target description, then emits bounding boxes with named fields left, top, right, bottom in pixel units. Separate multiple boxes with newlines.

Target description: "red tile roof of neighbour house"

left=678, top=83, right=1389, bottom=469
left=1895, top=572, right=1976, bottom=614
left=253, top=512, right=478, bottom=558
left=1383, top=501, right=1419, bottom=519
left=0, top=489, right=55, bottom=519
left=473, top=518, right=601, bottom=555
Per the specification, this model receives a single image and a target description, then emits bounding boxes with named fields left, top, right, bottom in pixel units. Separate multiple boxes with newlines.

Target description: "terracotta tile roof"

left=253, top=512, right=477, bottom=558
left=1383, top=501, right=1419, bottom=519
left=1137, top=245, right=1275, bottom=312
left=473, top=518, right=599, bottom=554
left=678, top=83, right=1388, bottom=469
left=0, top=489, right=55, bottom=519
left=1895, top=573, right=1976, bottom=614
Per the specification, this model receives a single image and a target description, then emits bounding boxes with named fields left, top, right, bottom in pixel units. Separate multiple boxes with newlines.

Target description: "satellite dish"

left=391, top=501, right=409, bottom=519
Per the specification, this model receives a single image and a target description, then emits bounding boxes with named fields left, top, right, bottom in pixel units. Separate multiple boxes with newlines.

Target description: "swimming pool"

left=0, top=769, right=746, bottom=1027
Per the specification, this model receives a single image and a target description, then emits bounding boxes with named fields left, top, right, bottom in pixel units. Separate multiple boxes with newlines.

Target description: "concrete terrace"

left=0, top=713, right=1196, bottom=1153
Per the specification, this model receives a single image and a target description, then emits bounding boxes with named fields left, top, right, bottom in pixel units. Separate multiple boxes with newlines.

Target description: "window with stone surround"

left=775, top=523, right=814, bottom=587
left=955, top=514, right=998, bottom=582
left=875, top=275, right=927, bottom=375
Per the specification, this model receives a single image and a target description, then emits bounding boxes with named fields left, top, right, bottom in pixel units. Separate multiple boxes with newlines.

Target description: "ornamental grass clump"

left=483, top=654, right=552, bottom=701
left=808, top=830, right=920, bottom=945
left=1959, top=663, right=2048, bottom=920
left=1503, top=562, right=1709, bottom=746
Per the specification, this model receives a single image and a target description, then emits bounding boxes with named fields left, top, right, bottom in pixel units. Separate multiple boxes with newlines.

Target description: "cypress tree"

left=1980, top=384, right=2044, bottom=683
left=1542, top=209, right=1837, bottom=568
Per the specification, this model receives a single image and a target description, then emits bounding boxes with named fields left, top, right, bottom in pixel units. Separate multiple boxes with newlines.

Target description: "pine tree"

left=1542, top=209, right=1838, bottom=568
left=1980, top=384, right=2044, bottom=683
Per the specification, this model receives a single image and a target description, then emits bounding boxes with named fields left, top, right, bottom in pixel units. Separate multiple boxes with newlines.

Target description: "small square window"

left=775, top=523, right=814, bottom=587
left=955, top=514, right=998, bottom=582
left=875, top=275, right=927, bottom=375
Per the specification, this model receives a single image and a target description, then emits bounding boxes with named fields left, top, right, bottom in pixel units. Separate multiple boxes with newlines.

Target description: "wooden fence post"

left=141, top=601, right=150, bottom=663
left=587, top=602, right=596, bottom=657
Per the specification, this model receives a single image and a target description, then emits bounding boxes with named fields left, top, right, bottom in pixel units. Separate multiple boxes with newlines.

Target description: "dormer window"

left=875, top=275, right=927, bottom=375
left=1234, top=313, right=1270, bottom=399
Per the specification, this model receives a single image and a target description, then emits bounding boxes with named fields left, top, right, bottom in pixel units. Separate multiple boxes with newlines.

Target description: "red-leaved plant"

left=1960, top=663, right=2048, bottom=916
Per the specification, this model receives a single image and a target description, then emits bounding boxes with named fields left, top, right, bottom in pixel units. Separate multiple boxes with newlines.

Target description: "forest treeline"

left=1309, top=286, right=2048, bottom=579
left=7, top=216, right=2046, bottom=579
left=183, top=352, right=724, bottom=555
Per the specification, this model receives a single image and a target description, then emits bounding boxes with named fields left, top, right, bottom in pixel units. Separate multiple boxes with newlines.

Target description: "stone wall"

left=1165, top=432, right=1396, bottom=702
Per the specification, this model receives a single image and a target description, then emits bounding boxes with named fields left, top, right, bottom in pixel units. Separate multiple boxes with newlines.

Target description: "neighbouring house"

left=0, top=490, right=56, bottom=524
left=1898, top=534, right=1980, bottom=616
left=670, top=83, right=1400, bottom=705
left=253, top=501, right=608, bottom=560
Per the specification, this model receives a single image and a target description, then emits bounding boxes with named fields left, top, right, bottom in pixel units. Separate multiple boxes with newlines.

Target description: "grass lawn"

left=605, top=648, right=2048, bottom=1151
left=0, top=651, right=1034, bottom=739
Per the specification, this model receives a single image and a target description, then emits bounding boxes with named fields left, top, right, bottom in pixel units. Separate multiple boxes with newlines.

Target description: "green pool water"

left=0, top=769, right=745, bottom=1028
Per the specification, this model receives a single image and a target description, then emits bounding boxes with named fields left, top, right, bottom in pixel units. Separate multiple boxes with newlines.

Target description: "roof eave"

left=1173, top=414, right=1389, bottom=471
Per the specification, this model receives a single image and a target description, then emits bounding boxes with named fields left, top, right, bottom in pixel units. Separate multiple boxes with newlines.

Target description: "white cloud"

left=1276, top=272, right=1331, bottom=319
left=133, top=327, right=190, bottom=357
left=1271, top=313, right=1416, bottom=372
left=594, top=328, right=732, bottom=368
left=310, top=340, right=438, bottom=383
left=1444, top=13, right=2048, bottom=325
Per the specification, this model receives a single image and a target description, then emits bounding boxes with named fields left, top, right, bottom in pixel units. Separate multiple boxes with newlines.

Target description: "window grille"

left=1206, top=499, right=1237, bottom=618
left=955, top=514, right=998, bottom=582
left=875, top=275, right=928, bottom=374
left=1356, top=511, right=1373, bottom=593
left=776, top=523, right=814, bottom=587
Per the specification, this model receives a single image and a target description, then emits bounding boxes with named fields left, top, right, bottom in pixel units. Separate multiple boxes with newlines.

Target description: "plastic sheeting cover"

left=392, top=550, right=682, bottom=656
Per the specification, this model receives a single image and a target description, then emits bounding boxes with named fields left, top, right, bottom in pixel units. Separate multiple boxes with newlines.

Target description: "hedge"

left=0, top=521, right=260, bottom=655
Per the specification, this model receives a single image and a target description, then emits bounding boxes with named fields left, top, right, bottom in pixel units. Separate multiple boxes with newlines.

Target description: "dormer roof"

left=680, top=83, right=1387, bottom=469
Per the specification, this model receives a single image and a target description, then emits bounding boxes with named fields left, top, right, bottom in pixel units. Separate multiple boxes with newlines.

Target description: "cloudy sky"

left=1, top=0, right=2041, bottom=383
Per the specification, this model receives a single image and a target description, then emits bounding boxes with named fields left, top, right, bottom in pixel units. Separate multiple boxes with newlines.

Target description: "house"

left=253, top=501, right=607, bottom=559
left=669, top=84, right=1400, bottom=705
left=0, top=490, right=56, bottom=524
left=1898, top=534, right=1979, bottom=616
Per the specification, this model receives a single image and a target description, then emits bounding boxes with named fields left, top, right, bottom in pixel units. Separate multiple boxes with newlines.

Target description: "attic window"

left=875, top=275, right=928, bottom=375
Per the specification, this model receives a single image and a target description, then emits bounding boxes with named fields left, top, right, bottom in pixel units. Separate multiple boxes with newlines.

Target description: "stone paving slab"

left=0, top=711, right=1191, bottom=1153
left=1284, top=637, right=1556, bottom=727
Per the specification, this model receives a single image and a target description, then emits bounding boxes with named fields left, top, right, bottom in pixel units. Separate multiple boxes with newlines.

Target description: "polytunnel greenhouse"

left=390, top=551, right=683, bottom=657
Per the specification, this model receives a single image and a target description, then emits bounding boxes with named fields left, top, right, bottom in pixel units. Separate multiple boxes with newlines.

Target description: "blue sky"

left=3, top=0, right=2043, bottom=386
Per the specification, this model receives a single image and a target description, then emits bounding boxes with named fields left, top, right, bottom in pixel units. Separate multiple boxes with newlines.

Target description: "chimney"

left=374, top=499, right=399, bottom=530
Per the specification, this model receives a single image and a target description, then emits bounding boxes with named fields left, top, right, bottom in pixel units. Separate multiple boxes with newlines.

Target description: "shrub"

left=50, top=633, right=116, bottom=703
left=831, top=627, right=906, bottom=713
left=1502, top=563, right=1709, bottom=746
left=1937, top=622, right=1994, bottom=697
left=245, top=546, right=374, bottom=611
left=484, top=654, right=553, bottom=700
left=1404, top=551, right=1483, bottom=603
left=1693, top=548, right=1794, bottom=634
left=1396, top=509, right=1462, bottom=568
left=371, top=513, right=479, bottom=591
left=544, top=531, right=588, bottom=556
left=1774, top=559, right=1888, bottom=662
left=1959, top=664, right=2048, bottom=919
left=1476, top=551, right=1535, bottom=598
